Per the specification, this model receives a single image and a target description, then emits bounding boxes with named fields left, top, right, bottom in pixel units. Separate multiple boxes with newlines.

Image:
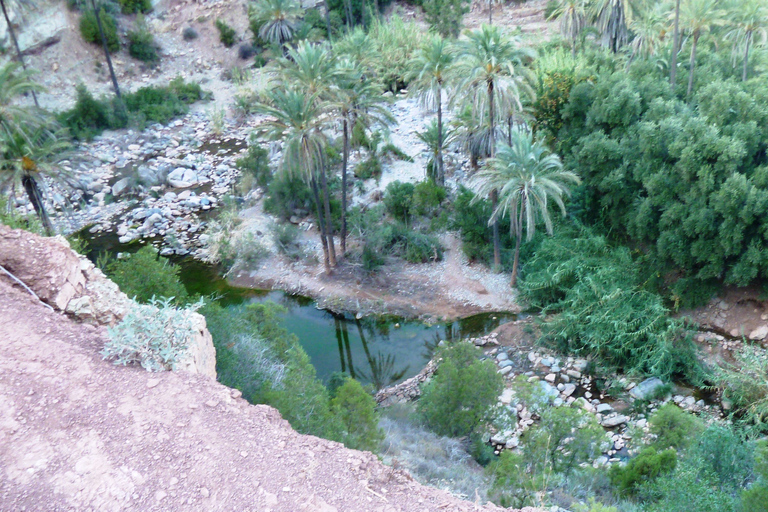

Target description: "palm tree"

left=250, top=0, right=302, bottom=52
left=253, top=89, right=336, bottom=272
left=0, top=0, right=38, bottom=107
left=627, top=2, right=668, bottom=62
left=328, top=58, right=393, bottom=256
left=590, top=0, right=637, bottom=53
left=724, top=0, right=768, bottom=81
left=416, top=119, right=454, bottom=182
left=455, top=24, right=533, bottom=270
left=677, top=0, right=726, bottom=97
left=548, top=0, right=589, bottom=56
left=0, top=64, right=69, bottom=235
left=670, top=0, right=681, bottom=89
left=471, top=127, right=580, bottom=287
left=408, top=35, right=455, bottom=187
left=276, top=41, right=338, bottom=98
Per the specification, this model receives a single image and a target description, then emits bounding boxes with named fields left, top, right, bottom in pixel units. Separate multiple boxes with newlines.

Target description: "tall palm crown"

left=724, top=0, right=768, bottom=81
left=471, top=127, right=580, bottom=286
left=628, top=2, right=668, bottom=60
left=409, top=35, right=455, bottom=186
left=277, top=41, right=339, bottom=98
left=549, top=0, right=589, bottom=55
left=677, top=0, right=727, bottom=96
left=250, top=0, right=301, bottom=47
left=590, top=0, right=638, bottom=53
left=0, top=63, right=69, bottom=235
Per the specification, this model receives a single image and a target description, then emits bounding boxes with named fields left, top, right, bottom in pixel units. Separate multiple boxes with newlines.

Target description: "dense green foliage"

left=422, top=0, right=468, bottom=38
left=417, top=343, right=503, bottom=437
left=118, top=0, right=151, bottom=14
left=519, top=223, right=705, bottom=382
left=610, top=447, right=677, bottom=496
left=59, top=79, right=205, bottom=140
left=330, top=377, right=384, bottom=452
left=236, top=143, right=272, bottom=191
left=104, top=245, right=190, bottom=305
left=649, top=404, right=704, bottom=451
left=553, top=55, right=768, bottom=294
left=80, top=8, right=120, bottom=53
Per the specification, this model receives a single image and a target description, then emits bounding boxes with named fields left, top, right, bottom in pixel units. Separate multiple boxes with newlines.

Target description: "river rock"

left=749, top=325, right=768, bottom=340
left=601, top=415, right=629, bottom=428
left=629, top=377, right=665, bottom=400
left=112, top=177, right=132, bottom=196
left=562, top=383, right=576, bottom=397
left=167, top=168, right=199, bottom=188
left=540, top=381, right=558, bottom=399
left=596, top=403, right=613, bottom=414
left=499, top=388, right=514, bottom=405
left=496, top=352, right=509, bottom=362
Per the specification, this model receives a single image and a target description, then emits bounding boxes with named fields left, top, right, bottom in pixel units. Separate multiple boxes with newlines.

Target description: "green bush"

left=236, top=143, right=272, bottom=190
left=353, top=155, right=382, bottom=180
left=104, top=245, right=190, bottom=305
left=331, top=377, right=384, bottom=452
left=365, top=221, right=443, bottom=264
left=118, top=0, right=150, bottom=14
left=103, top=297, right=203, bottom=371
left=422, top=0, right=469, bottom=38
left=215, top=19, right=236, bottom=47
left=412, top=179, right=446, bottom=217
left=649, top=404, right=704, bottom=451
left=0, top=197, right=43, bottom=233
left=264, top=172, right=314, bottom=221
left=714, top=345, right=768, bottom=431
left=127, top=19, right=159, bottom=63
left=610, top=447, right=677, bottom=496
left=58, top=85, right=110, bottom=140
left=80, top=8, right=120, bottom=53
left=417, top=343, right=503, bottom=437
left=384, top=181, right=415, bottom=223
left=272, top=222, right=305, bottom=261
left=123, top=78, right=203, bottom=125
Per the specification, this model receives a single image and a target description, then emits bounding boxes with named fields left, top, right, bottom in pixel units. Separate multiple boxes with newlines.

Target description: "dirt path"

left=0, top=276, right=541, bottom=511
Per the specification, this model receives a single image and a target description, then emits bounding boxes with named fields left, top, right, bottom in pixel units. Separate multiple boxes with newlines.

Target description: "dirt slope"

left=0, top=276, right=539, bottom=511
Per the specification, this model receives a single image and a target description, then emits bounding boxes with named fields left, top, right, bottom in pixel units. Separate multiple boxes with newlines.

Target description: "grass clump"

left=182, top=26, right=198, bottom=40
left=215, top=19, right=236, bottom=47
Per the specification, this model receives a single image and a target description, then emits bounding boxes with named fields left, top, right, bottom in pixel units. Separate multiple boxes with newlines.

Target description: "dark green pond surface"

left=82, top=233, right=519, bottom=388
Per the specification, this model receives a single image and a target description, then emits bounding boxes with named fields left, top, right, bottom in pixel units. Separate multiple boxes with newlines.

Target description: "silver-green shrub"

left=102, top=297, right=203, bottom=372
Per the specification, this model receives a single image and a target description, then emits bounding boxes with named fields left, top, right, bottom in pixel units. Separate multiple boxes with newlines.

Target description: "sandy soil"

left=0, top=275, right=543, bottom=512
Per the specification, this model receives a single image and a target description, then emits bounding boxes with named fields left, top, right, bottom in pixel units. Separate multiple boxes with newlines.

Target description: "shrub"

left=417, top=343, right=504, bottom=437
left=80, top=8, right=120, bottom=53
left=123, top=78, right=203, bottom=125
left=649, top=404, right=703, bottom=451
left=215, top=18, right=236, bottom=47
left=0, top=196, right=43, bottom=233
left=102, top=297, right=203, bottom=371
left=104, top=245, right=190, bottom=305
left=118, top=0, right=150, bottom=14
left=58, top=85, right=112, bottom=140
left=236, top=143, right=272, bottom=190
left=486, top=451, right=538, bottom=509
left=182, top=26, right=198, bottom=40
left=238, top=43, right=257, bottom=60
left=694, top=424, right=753, bottom=491
left=264, top=172, right=314, bottom=221
left=422, top=0, right=469, bottom=38
left=714, top=345, right=768, bottom=431
left=128, top=18, right=159, bottom=63
left=412, top=179, right=446, bottom=217
left=331, top=377, right=383, bottom=452
left=384, top=181, right=415, bottom=223
left=364, top=221, right=443, bottom=264
left=610, top=447, right=677, bottom=496
left=272, top=222, right=305, bottom=261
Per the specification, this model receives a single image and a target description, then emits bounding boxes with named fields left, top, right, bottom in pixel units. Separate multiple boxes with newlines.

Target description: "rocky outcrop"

left=0, top=225, right=216, bottom=378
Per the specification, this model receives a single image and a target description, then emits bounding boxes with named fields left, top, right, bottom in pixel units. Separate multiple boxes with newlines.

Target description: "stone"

left=596, top=403, right=613, bottom=414
left=505, top=437, right=519, bottom=449
left=540, top=381, right=558, bottom=399
left=629, top=377, right=665, bottom=400
left=499, top=360, right=513, bottom=368
left=167, top=168, right=199, bottom=188
left=562, top=384, right=577, bottom=397
left=683, top=396, right=696, bottom=407
left=112, top=177, right=132, bottom=196
left=540, top=357, right=554, bottom=367
left=544, top=373, right=556, bottom=383
left=499, top=366, right=513, bottom=376
left=601, top=415, right=629, bottom=428
left=635, top=418, right=647, bottom=428
left=496, top=352, right=509, bottom=362
left=499, top=388, right=514, bottom=405
left=749, top=325, right=768, bottom=340
left=567, top=369, right=581, bottom=379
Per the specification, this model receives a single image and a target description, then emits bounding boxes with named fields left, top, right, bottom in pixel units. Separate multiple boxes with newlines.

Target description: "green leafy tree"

left=610, top=447, right=678, bottom=496
left=422, top=0, right=469, bottom=38
left=416, top=120, right=453, bottom=183
left=409, top=35, right=455, bottom=186
left=331, top=377, right=384, bottom=452
left=105, top=245, right=190, bottom=304
left=417, top=342, right=503, bottom=437
left=471, top=126, right=580, bottom=286
left=455, top=25, right=534, bottom=270
left=254, top=88, right=337, bottom=272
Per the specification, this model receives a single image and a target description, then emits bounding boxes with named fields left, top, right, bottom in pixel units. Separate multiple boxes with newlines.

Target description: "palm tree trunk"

left=90, top=0, right=121, bottom=99
left=742, top=32, right=751, bottom=82
left=669, top=0, right=680, bottom=90
left=335, top=316, right=347, bottom=373
left=488, top=79, right=501, bottom=271
left=22, top=174, right=53, bottom=235
left=489, top=0, right=493, bottom=25
left=510, top=204, right=523, bottom=286
left=687, top=32, right=698, bottom=99
left=320, top=166, right=337, bottom=266
left=343, top=0, right=353, bottom=29
left=310, top=176, right=332, bottom=274
left=436, top=83, right=444, bottom=187
left=0, top=0, right=38, bottom=108
left=341, top=117, right=349, bottom=255
left=324, top=0, right=333, bottom=42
